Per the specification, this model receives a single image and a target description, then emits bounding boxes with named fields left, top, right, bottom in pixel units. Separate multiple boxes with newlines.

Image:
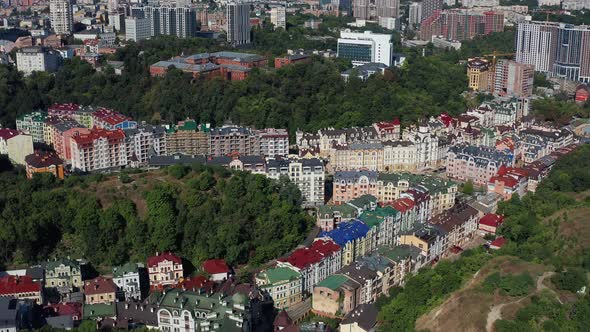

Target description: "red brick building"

left=274, top=54, right=312, bottom=69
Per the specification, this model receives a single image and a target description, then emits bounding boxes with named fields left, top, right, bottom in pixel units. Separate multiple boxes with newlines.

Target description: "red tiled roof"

left=0, top=275, right=41, bottom=295
left=71, top=128, right=125, bottom=145
left=45, top=302, right=82, bottom=319
left=375, top=119, right=400, bottom=130
left=391, top=197, right=415, bottom=213
left=147, top=252, right=182, bottom=267
left=176, top=276, right=215, bottom=292
left=489, top=175, right=518, bottom=188
left=202, top=259, right=230, bottom=274
left=92, top=108, right=131, bottom=126
left=490, top=237, right=506, bottom=249
left=83, top=277, right=117, bottom=295
left=280, top=239, right=340, bottom=269
left=48, top=103, right=80, bottom=112
left=0, top=128, right=20, bottom=140
left=479, top=213, right=504, bottom=228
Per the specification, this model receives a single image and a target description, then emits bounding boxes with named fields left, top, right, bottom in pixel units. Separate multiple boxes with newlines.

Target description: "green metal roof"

left=83, top=303, right=116, bottom=319
left=45, top=258, right=80, bottom=271
left=348, top=195, right=377, bottom=207
left=359, top=206, right=399, bottom=228
left=377, top=173, right=455, bottom=194
left=378, top=245, right=422, bottom=263
left=259, top=267, right=300, bottom=284
left=316, top=274, right=350, bottom=290
left=112, top=262, right=139, bottom=278
left=177, top=120, right=197, bottom=131
left=317, top=204, right=357, bottom=217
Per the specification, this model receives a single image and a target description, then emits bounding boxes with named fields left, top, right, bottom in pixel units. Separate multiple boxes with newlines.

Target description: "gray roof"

left=46, top=315, right=74, bottom=329
left=148, top=154, right=207, bottom=167
left=338, top=263, right=378, bottom=285
left=334, top=171, right=378, bottom=182
left=124, top=123, right=166, bottom=136
left=341, top=303, right=377, bottom=331
left=25, top=266, right=44, bottom=281
left=53, top=120, right=83, bottom=132
left=115, top=301, right=158, bottom=326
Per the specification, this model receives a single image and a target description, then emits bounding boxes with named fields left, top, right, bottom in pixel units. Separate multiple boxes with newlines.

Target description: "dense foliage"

left=551, top=268, right=587, bottom=293
left=483, top=272, right=535, bottom=296
left=0, top=163, right=312, bottom=269
left=0, top=36, right=468, bottom=133
left=377, top=249, right=490, bottom=331
left=532, top=98, right=590, bottom=125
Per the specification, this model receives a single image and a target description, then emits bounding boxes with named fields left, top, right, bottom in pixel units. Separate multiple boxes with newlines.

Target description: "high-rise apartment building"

left=421, top=0, right=442, bottom=22
left=125, top=17, right=151, bottom=41
left=515, top=21, right=559, bottom=74
left=515, top=21, right=590, bottom=83
left=408, top=2, right=422, bottom=28
left=50, top=0, right=73, bottom=34
left=132, top=5, right=197, bottom=38
left=16, top=47, right=62, bottom=75
left=337, top=30, right=393, bottom=66
left=270, top=6, right=286, bottom=30
left=352, top=0, right=400, bottom=20
left=494, top=60, right=535, bottom=97
left=420, top=9, right=504, bottom=41
left=227, top=2, right=251, bottom=46
left=70, top=128, right=127, bottom=172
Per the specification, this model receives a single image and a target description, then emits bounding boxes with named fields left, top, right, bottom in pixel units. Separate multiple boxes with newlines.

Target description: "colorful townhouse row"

left=0, top=252, right=284, bottom=331
left=255, top=192, right=485, bottom=320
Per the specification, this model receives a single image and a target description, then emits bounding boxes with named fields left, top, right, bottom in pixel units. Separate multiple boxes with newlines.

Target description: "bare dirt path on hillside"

left=485, top=271, right=557, bottom=332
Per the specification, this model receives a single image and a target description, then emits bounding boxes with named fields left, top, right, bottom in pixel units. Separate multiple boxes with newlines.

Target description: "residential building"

left=487, top=166, right=529, bottom=200
left=446, top=144, right=513, bottom=186
left=112, top=263, right=145, bottom=301
left=0, top=298, right=17, bottom=332
left=352, top=0, right=400, bottom=20
left=552, top=23, right=590, bottom=83
left=340, top=304, right=378, bottom=332
left=133, top=5, right=198, bottom=38
left=376, top=245, right=425, bottom=283
left=227, top=1, right=251, bottom=46
left=115, top=302, right=158, bottom=329
left=408, top=3, right=422, bottom=29
left=255, top=128, right=289, bottom=157
left=467, top=57, right=492, bottom=92
left=45, top=259, right=83, bottom=293
left=428, top=203, right=479, bottom=252
left=16, top=47, right=61, bottom=75
left=50, top=121, right=90, bottom=162
left=493, top=60, right=535, bottom=97
left=50, top=0, right=73, bottom=34
left=0, top=129, right=34, bottom=165
left=70, top=128, right=127, bottom=172
left=277, top=239, right=342, bottom=293
left=124, top=124, right=167, bottom=165
left=83, top=277, right=117, bottom=304
left=202, top=259, right=230, bottom=282
left=82, top=303, right=116, bottom=320
left=91, top=108, right=137, bottom=130
left=156, top=288, right=251, bottom=332
left=337, top=30, right=393, bottom=67
left=399, top=224, right=446, bottom=262
left=147, top=252, right=183, bottom=288
left=270, top=6, right=286, bottom=30
left=266, top=157, right=325, bottom=206
left=0, top=276, right=42, bottom=303
left=420, top=10, right=504, bottom=41
left=165, top=120, right=208, bottom=156
left=515, top=21, right=559, bottom=74
left=25, top=152, right=65, bottom=180
left=209, top=126, right=256, bottom=156
left=316, top=204, right=359, bottom=231
left=320, top=220, right=374, bottom=266
left=125, top=17, right=151, bottom=42
left=256, top=267, right=302, bottom=309
left=421, top=0, right=442, bottom=22
left=16, top=111, right=47, bottom=143
left=479, top=213, right=504, bottom=234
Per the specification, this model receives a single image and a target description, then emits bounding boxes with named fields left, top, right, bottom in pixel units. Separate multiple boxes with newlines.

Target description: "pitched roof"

left=112, top=263, right=140, bottom=278
left=479, top=214, right=504, bottom=228
left=341, top=303, right=377, bottom=331
left=83, top=303, right=116, bottom=319
left=0, top=129, right=19, bottom=140
left=83, top=277, right=117, bottom=296
left=319, top=220, right=370, bottom=247
left=146, top=252, right=182, bottom=267
left=202, top=259, right=230, bottom=275
left=280, top=239, right=340, bottom=269
left=25, top=152, right=63, bottom=168
left=259, top=267, right=300, bottom=284
left=490, top=237, right=507, bottom=249
left=0, top=275, right=41, bottom=295
left=316, top=274, right=350, bottom=290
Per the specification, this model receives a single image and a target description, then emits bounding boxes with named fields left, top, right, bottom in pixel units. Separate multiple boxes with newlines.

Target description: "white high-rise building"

left=337, top=30, right=393, bottom=66
left=408, top=2, right=422, bottom=28
left=515, top=21, right=559, bottom=73
left=270, top=6, right=286, bottom=30
left=16, top=47, right=62, bottom=75
left=125, top=17, right=151, bottom=41
left=50, top=0, right=73, bottom=34
left=226, top=1, right=251, bottom=46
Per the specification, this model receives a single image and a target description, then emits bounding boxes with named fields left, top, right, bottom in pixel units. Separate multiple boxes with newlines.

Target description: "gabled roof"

left=319, top=220, right=370, bottom=247
left=341, top=303, right=377, bottom=331
left=202, top=259, right=230, bottom=275
left=479, top=214, right=504, bottom=228
left=280, top=239, right=340, bottom=269
left=112, top=263, right=141, bottom=278
left=0, top=275, right=41, bottom=295
left=147, top=252, right=182, bottom=268
left=0, top=129, right=19, bottom=140
left=83, top=277, right=117, bottom=296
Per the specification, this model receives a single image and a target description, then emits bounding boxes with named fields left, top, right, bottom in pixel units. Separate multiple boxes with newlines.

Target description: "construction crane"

left=483, top=51, right=515, bottom=68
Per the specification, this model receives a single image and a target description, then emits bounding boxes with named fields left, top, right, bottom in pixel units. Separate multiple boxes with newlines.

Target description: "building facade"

left=227, top=1, right=251, bottom=46
left=50, top=0, right=73, bottom=34
left=70, top=128, right=127, bottom=172
left=337, top=30, right=393, bottom=67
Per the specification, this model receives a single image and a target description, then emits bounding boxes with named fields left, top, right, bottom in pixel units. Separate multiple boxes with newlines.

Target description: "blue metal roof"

left=319, top=219, right=370, bottom=247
